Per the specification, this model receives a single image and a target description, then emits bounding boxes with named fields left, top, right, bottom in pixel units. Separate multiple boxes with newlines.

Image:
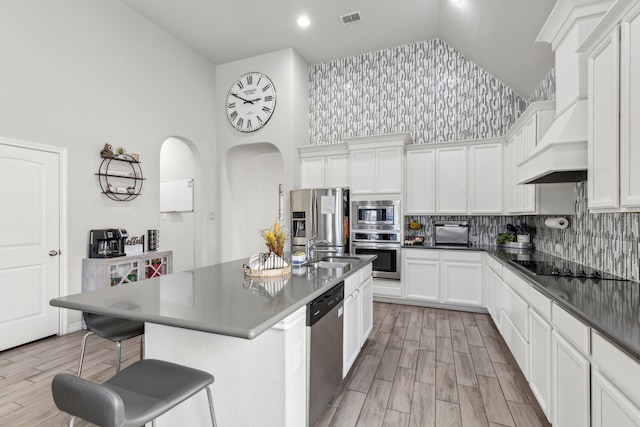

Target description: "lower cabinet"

left=401, top=249, right=483, bottom=309
left=485, top=260, right=503, bottom=331
left=442, top=251, right=484, bottom=306
left=343, top=264, right=374, bottom=378
left=343, top=284, right=361, bottom=378
left=592, top=370, right=640, bottom=427
left=403, top=249, right=440, bottom=302
left=591, top=331, right=640, bottom=427
left=528, top=308, right=552, bottom=419
left=551, top=329, right=590, bottom=427
left=360, top=275, right=373, bottom=342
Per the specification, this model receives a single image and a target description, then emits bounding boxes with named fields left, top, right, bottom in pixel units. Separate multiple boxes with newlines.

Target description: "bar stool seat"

left=52, top=359, right=217, bottom=427
left=78, top=313, right=145, bottom=376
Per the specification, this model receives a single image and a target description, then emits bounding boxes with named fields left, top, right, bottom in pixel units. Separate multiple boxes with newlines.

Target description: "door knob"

left=49, top=250, right=60, bottom=256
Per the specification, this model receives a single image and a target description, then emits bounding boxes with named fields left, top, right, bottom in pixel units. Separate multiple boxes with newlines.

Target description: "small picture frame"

left=130, top=153, right=140, bottom=162
left=125, top=235, right=145, bottom=255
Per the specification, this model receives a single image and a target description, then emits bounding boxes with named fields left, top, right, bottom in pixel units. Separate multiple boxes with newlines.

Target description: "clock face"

left=226, top=72, right=277, bottom=132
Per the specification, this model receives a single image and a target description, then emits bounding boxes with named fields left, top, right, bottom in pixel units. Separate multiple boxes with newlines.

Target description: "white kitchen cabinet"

left=529, top=307, right=552, bottom=419
left=360, top=275, right=373, bottom=343
left=325, top=154, right=350, bottom=188
left=436, top=146, right=467, bottom=214
left=588, top=26, right=620, bottom=210
left=343, top=284, right=361, bottom=378
left=405, top=148, right=436, bottom=214
left=591, top=331, right=640, bottom=427
left=485, top=257, right=503, bottom=331
left=403, top=249, right=440, bottom=302
left=585, top=2, right=640, bottom=211
left=501, top=279, right=529, bottom=377
left=345, top=133, right=412, bottom=196
left=441, top=251, right=483, bottom=307
left=468, top=142, right=503, bottom=214
left=551, top=330, right=590, bottom=427
left=592, top=370, right=640, bottom=427
left=551, top=303, right=591, bottom=427
left=350, top=149, right=376, bottom=193
left=343, top=263, right=374, bottom=377
left=298, top=142, right=349, bottom=189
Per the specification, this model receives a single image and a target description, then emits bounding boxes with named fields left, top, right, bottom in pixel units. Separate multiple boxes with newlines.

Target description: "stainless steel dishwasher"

left=307, top=281, right=344, bottom=427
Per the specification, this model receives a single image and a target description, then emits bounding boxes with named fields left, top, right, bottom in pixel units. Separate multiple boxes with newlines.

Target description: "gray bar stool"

left=78, top=312, right=145, bottom=376
left=52, top=359, right=217, bottom=427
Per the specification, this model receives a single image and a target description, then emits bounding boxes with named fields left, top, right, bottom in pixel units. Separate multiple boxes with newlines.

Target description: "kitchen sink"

left=303, top=259, right=350, bottom=269
left=321, top=256, right=361, bottom=263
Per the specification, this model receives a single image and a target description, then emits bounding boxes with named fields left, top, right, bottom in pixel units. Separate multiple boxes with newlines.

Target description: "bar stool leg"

left=116, top=341, right=122, bottom=373
left=76, top=331, right=94, bottom=377
left=206, top=386, right=217, bottom=427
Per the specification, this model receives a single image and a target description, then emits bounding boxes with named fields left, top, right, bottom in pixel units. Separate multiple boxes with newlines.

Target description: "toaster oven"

left=433, top=221, right=470, bottom=246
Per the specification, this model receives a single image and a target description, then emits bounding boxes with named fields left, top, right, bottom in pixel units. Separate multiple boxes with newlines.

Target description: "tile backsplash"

left=406, top=183, right=640, bottom=281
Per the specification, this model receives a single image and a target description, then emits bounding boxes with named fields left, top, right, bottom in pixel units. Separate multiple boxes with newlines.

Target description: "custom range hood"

left=518, top=0, right=614, bottom=185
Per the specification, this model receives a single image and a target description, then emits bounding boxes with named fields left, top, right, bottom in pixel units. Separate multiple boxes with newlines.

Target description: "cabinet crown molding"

left=298, top=142, right=348, bottom=157
left=344, top=132, right=413, bottom=150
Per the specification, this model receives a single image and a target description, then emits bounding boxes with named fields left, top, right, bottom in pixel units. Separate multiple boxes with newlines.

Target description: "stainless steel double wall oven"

left=350, top=200, right=401, bottom=280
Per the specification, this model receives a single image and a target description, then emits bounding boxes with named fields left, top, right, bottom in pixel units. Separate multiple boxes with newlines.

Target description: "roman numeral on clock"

left=247, top=119, right=252, bottom=130
left=262, top=84, right=272, bottom=92
left=230, top=111, right=238, bottom=120
left=237, top=117, right=244, bottom=128
left=227, top=102, right=236, bottom=109
left=262, top=106, right=272, bottom=113
left=257, top=116, right=263, bottom=125
left=236, top=81, right=244, bottom=90
left=246, top=75, right=253, bottom=85
left=264, top=96, right=273, bottom=102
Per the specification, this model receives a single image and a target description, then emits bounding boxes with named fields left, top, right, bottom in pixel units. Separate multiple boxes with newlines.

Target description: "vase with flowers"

left=261, top=218, right=286, bottom=257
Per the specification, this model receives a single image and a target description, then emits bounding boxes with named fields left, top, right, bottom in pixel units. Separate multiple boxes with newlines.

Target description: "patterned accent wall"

left=309, top=39, right=527, bottom=145
left=406, top=183, right=640, bottom=281
left=527, top=67, right=556, bottom=105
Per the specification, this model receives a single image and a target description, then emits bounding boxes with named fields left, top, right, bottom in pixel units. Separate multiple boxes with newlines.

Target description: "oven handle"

left=352, top=242, right=401, bottom=249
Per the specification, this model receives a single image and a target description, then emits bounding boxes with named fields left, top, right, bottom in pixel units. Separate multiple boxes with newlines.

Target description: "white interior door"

left=0, top=143, right=60, bottom=351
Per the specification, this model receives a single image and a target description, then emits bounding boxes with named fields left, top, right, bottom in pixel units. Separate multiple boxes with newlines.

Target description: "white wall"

left=0, top=0, right=217, bottom=327
left=215, top=49, right=309, bottom=262
left=160, top=137, right=197, bottom=272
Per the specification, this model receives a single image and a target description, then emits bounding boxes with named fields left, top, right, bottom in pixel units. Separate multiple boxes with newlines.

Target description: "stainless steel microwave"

left=352, top=200, right=400, bottom=230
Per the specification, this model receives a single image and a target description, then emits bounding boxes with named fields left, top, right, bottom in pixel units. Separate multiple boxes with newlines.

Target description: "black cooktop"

left=510, top=259, right=627, bottom=281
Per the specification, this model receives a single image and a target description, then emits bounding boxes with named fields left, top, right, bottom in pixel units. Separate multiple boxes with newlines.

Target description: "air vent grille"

left=341, top=11, right=362, bottom=24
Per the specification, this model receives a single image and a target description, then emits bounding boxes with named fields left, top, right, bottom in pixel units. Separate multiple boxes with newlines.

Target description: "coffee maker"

left=89, top=229, right=128, bottom=258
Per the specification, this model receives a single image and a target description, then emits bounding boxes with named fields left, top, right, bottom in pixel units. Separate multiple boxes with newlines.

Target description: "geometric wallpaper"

left=310, top=39, right=528, bottom=145
left=310, top=38, right=638, bottom=282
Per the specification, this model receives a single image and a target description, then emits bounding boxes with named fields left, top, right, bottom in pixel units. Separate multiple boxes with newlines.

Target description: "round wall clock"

left=226, top=72, right=277, bottom=132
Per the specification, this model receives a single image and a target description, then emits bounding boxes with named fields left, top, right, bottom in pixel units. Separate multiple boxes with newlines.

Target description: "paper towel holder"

left=545, top=217, right=569, bottom=229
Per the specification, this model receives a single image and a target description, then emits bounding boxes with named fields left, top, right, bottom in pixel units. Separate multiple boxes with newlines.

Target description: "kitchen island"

left=50, top=255, right=376, bottom=427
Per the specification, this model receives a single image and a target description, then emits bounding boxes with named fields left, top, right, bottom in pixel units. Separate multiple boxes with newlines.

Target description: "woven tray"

left=243, top=264, right=292, bottom=277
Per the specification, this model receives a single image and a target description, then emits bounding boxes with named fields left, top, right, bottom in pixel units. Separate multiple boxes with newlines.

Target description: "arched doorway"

left=159, top=137, right=201, bottom=272
left=220, top=142, right=284, bottom=262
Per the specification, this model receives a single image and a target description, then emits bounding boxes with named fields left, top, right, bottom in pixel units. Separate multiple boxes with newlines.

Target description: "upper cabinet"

left=406, top=139, right=503, bottom=215
left=506, top=102, right=577, bottom=215
left=583, top=0, right=640, bottom=211
left=299, top=142, right=349, bottom=189
left=345, top=132, right=413, bottom=196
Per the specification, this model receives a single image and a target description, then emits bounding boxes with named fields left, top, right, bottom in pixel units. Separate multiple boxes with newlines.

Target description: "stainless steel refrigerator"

left=290, top=188, right=349, bottom=256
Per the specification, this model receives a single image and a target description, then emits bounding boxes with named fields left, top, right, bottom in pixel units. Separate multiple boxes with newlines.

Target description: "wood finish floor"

left=316, top=302, right=551, bottom=427
left=0, top=302, right=550, bottom=426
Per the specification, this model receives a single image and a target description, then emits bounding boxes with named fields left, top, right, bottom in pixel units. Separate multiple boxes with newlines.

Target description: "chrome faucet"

left=306, top=237, right=330, bottom=261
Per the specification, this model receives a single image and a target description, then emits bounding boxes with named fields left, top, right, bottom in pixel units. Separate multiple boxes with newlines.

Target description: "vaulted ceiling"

left=120, top=0, right=557, bottom=97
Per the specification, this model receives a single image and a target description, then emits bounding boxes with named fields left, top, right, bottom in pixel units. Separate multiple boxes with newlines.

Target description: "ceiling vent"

left=341, top=11, right=362, bottom=25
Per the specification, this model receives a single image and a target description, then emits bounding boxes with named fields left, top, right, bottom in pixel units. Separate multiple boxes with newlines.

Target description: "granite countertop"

left=405, top=244, right=640, bottom=361
left=50, top=255, right=376, bottom=340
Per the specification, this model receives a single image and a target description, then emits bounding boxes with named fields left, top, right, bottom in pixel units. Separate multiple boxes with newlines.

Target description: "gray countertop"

left=50, top=256, right=376, bottom=339
left=405, top=244, right=640, bottom=362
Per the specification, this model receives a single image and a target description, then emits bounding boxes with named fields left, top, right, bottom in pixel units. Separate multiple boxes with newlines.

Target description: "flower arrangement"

left=261, top=218, right=286, bottom=257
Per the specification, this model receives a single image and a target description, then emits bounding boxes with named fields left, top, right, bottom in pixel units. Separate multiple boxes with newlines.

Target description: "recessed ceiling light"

left=297, top=16, right=310, bottom=28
